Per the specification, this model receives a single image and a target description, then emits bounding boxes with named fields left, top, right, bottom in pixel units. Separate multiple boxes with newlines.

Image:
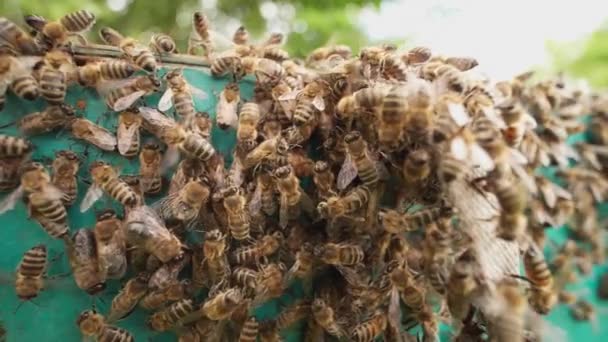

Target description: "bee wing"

left=80, top=184, right=103, bottom=212
left=312, top=95, right=325, bottom=112
left=227, top=157, right=244, bottom=188
left=539, top=180, right=557, bottom=209
left=388, top=287, right=402, bottom=334
left=279, top=194, right=289, bottom=229
left=84, top=123, right=117, bottom=151
left=189, top=85, right=209, bottom=101
left=208, top=29, right=236, bottom=53
left=216, top=91, right=239, bottom=129
left=580, top=148, right=603, bottom=171
left=248, top=182, right=262, bottom=215
left=450, top=137, right=468, bottom=160
left=511, top=164, right=537, bottom=195
left=470, top=143, right=495, bottom=171
left=161, top=145, right=180, bottom=174
left=118, top=122, right=139, bottom=155
left=299, top=189, right=315, bottom=216
left=0, top=185, right=23, bottom=214
left=337, top=154, right=358, bottom=191
left=482, top=107, right=506, bottom=129
left=278, top=90, right=299, bottom=101
left=448, top=102, right=470, bottom=127
left=139, top=106, right=176, bottom=130
left=523, top=113, right=538, bottom=130
left=44, top=184, right=66, bottom=202
left=158, top=88, right=174, bottom=112
left=279, top=99, right=295, bottom=119
left=113, top=90, right=147, bottom=112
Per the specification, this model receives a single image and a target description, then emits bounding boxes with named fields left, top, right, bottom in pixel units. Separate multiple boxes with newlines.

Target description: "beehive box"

left=0, top=67, right=606, bottom=342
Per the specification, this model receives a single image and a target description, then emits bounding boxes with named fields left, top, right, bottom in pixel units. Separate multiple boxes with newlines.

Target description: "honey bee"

left=198, top=229, right=231, bottom=288
left=336, top=85, right=390, bottom=120
left=237, top=102, right=260, bottom=145
left=338, top=130, right=386, bottom=190
left=284, top=243, right=315, bottom=285
left=202, top=287, right=244, bottom=320
left=139, top=142, right=163, bottom=195
left=67, top=229, right=106, bottom=295
left=100, top=27, right=157, bottom=72
left=222, top=186, right=251, bottom=241
left=37, top=49, right=73, bottom=105
left=0, top=162, right=68, bottom=239
left=158, top=68, right=208, bottom=119
left=249, top=170, right=278, bottom=216
left=107, top=273, right=149, bottom=322
left=403, top=46, right=432, bottom=65
left=70, top=118, right=117, bottom=151
left=155, top=178, right=209, bottom=231
left=138, top=106, right=177, bottom=139
left=446, top=251, right=480, bottom=322
left=162, top=125, right=216, bottom=165
left=148, top=253, right=190, bottom=290
left=15, top=244, right=47, bottom=301
left=523, top=245, right=557, bottom=315
left=25, top=10, right=95, bottom=48
left=116, top=111, right=142, bottom=157
left=150, top=33, right=178, bottom=53
left=0, top=157, right=23, bottom=192
left=77, top=310, right=134, bottom=342
left=232, top=26, right=249, bottom=45
left=0, top=54, right=38, bottom=106
left=491, top=177, right=528, bottom=242
left=75, top=60, right=135, bottom=88
left=231, top=231, right=282, bottom=265
left=0, top=134, right=33, bottom=158
left=210, top=55, right=244, bottom=79
left=93, top=209, right=127, bottom=280
left=316, top=242, right=364, bottom=266
left=0, top=17, right=41, bottom=55
left=379, top=86, right=407, bottom=151
left=105, top=75, right=161, bottom=111
left=215, top=82, right=240, bottom=130
left=484, top=280, right=527, bottom=342
left=80, top=161, right=138, bottom=212
left=147, top=299, right=195, bottom=332
left=309, top=298, right=343, bottom=337
left=140, top=279, right=192, bottom=311
left=123, top=205, right=183, bottom=263
left=253, top=262, right=286, bottom=302
left=274, top=165, right=312, bottom=228
left=239, top=316, right=259, bottom=342
left=312, top=161, right=336, bottom=200
left=317, top=185, right=370, bottom=222
left=242, top=136, right=288, bottom=170
left=50, top=150, right=79, bottom=206
left=379, top=206, right=452, bottom=234
left=188, top=12, right=213, bottom=56
left=17, top=104, right=74, bottom=136
left=275, top=301, right=311, bottom=330
left=351, top=310, right=387, bottom=342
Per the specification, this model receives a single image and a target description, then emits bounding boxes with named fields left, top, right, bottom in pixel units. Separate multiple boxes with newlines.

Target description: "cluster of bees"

left=1, top=8, right=608, bottom=342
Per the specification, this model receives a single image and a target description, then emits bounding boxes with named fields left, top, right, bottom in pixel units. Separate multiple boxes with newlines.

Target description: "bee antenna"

left=0, top=120, right=15, bottom=128
left=13, top=301, right=26, bottom=315
left=509, top=273, right=534, bottom=284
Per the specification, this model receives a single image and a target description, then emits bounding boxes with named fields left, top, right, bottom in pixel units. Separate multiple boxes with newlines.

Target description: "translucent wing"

left=158, top=88, right=174, bottom=112
left=160, top=145, right=180, bottom=174
left=80, top=184, right=103, bottom=212
left=312, top=95, right=325, bottom=112
left=0, top=185, right=23, bottom=214
left=139, top=106, right=176, bottom=132
left=189, top=85, right=208, bottom=101
left=299, top=190, right=315, bottom=216
left=580, top=148, right=602, bottom=170
left=82, top=122, right=117, bottom=151
left=278, top=90, right=299, bottom=101
left=249, top=182, right=262, bottom=215
left=113, top=90, right=147, bottom=111
left=117, top=122, right=139, bottom=155
left=470, top=143, right=495, bottom=171
left=44, top=184, right=66, bottom=202
left=228, top=157, right=244, bottom=188
left=279, top=194, right=289, bottom=229
left=208, top=29, right=236, bottom=53
left=448, top=102, right=470, bottom=127
left=388, top=287, right=402, bottom=335
left=511, top=164, right=537, bottom=195
left=216, top=91, right=239, bottom=129
left=523, top=113, right=538, bottom=130
left=337, top=153, right=358, bottom=191
left=450, top=137, right=468, bottom=160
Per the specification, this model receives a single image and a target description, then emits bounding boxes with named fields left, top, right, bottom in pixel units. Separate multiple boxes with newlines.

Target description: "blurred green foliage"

left=549, top=24, right=608, bottom=87
left=0, top=0, right=382, bottom=57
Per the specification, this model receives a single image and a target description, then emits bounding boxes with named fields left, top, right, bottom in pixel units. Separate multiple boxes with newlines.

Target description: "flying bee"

left=0, top=162, right=68, bottom=239
left=312, top=161, right=336, bottom=200
left=491, top=177, right=528, bottom=242
left=403, top=46, right=432, bottom=65
left=0, top=17, right=41, bottom=55
left=94, top=209, right=127, bottom=280
left=337, top=131, right=386, bottom=190
left=36, top=49, right=73, bottom=105
left=311, top=298, right=345, bottom=337
left=274, top=165, right=313, bottom=228
left=315, top=242, right=364, bottom=266
left=124, top=205, right=183, bottom=263
left=17, top=104, right=74, bottom=136
left=51, top=150, right=79, bottom=206
left=231, top=231, right=283, bottom=265
left=75, top=60, right=135, bottom=88
left=139, top=279, right=192, bottom=311
left=523, top=245, right=558, bottom=315
left=24, top=10, right=95, bottom=48
left=158, top=68, right=208, bottom=119
left=484, top=280, right=528, bottom=342
left=147, top=299, right=195, bottom=332
left=67, top=229, right=106, bottom=295
left=351, top=311, right=387, bottom=342
left=232, top=26, right=249, bottom=45
left=0, top=134, right=33, bottom=158
left=237, top=102, right=260, bottom=146
left=216, top=82, right=240, bottom=130
left=202, top=287, right=244, bottom=321
left=105, top=75, right=161, bottom=111
left=188, top=11, right=227, bottom=56
left=15, top=244, right=47, bottom=301
left=117, top=111, right=142, bottom=157
left=150, top=33, right=178, bottom=53
left=222, top=186, right=251, bottom=241
left=446, top=251, right=481, bottom=322
left=77, top=310, right=134, bottom=342
left=0, top=54, right=39, bottom=107
left=80, top=161, right=138, bottom=212
left=70, top=118, right=117, bottom=151
left=155, top=178, right=210, bottom=231
left=139, top=143, right=162, bottom=195
left=107, top=273, right=149, bottom=322
left=100, top=27, right=157, bottom=73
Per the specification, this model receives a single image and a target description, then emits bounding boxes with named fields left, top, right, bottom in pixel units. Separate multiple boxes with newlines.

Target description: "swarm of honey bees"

left=1, top=8, right=608, bottom=342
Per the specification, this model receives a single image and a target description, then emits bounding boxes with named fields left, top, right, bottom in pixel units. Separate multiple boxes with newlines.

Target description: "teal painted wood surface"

left=0, top=67, right=606, bottom=342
